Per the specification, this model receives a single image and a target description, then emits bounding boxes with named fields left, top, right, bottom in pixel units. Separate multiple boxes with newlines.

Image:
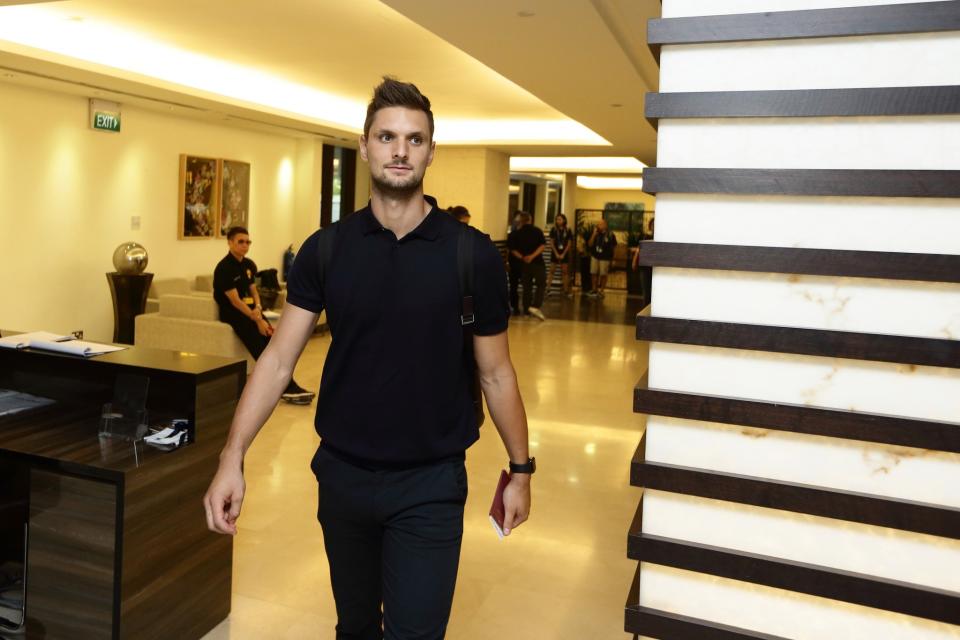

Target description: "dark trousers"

left=508, top=259, right=522, bottom=312
left=222, top=311, right=269, bottom=359
left=312, top=446, right=468, bottom=640
left=521, top=262, right=546, bottom=311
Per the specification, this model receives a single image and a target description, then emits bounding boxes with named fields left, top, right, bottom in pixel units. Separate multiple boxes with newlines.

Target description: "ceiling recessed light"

left=517, top=10, right=535, bottom=18
left=610, top=103, right=624, bottom=108
left=67, top=16, right=85, bottom=22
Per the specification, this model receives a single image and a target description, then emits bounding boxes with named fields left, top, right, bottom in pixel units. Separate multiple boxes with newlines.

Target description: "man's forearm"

left=229, top=295, right=257, bottom=319
left=530, top=244, right=545, bottom=259
left=480, top=364, right=529, bottom=464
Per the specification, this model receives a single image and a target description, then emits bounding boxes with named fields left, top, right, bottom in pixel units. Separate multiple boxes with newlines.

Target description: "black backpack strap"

left=457, top=224, right=485, bottom=428
left=316, top=222, right=339, bottom=293
left=457, top=224, right=475, bottom=326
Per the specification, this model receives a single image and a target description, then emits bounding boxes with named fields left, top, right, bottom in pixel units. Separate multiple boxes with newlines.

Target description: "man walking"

left=213, top=226, right=314, bottom=403
left=204, top=77, right=534, bottom=640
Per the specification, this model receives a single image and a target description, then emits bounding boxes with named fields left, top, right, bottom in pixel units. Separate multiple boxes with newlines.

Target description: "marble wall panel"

left=654, top=193, right=960, bottom=254
left=638, top=563, right=960, bottom=639
left=641, top=490, right=960, bottom=590
left=647, top=343, right=960, bottom=424
left=644, top=415, right=960, bottom=506
left=651, top=269, right=960, bottom=340
left=659, top=32, right=960, bottom=92
left=656, top=117, right=960, bottom=169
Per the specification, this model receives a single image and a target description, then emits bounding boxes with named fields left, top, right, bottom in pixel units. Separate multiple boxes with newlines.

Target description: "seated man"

left=214, top=226, right=314, bottom=404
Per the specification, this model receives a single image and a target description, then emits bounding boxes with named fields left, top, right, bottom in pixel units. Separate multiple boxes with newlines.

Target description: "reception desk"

left=0, top=343, right=244, bottom=639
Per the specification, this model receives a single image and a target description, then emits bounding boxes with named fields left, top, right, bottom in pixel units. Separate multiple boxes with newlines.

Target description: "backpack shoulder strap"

left=457, top=224, right=475, bottom=327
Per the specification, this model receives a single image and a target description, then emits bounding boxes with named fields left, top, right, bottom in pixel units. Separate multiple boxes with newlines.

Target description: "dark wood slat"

left=635, top=241, right=960, bottom=284
left=627, top=604, right=788, bottom=640
left=628, top=533, right=960, bottom=625
left=633, top=375, right=960, bottom=454
left=636, top=316, right=960, bottom=369
left=648, top=1, right=960, bottom=45
left=645, top=86, right=960, bottom=119
left=625, top=560, right=641, bottom=632
left=631, top=459, right=960, bottom=540
left=641, top=168, right=960, bottom=197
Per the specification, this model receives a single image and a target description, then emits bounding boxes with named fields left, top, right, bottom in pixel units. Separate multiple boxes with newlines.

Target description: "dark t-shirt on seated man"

left=213, top=254, right=258, bottom=321
left=509, top=224, right=546, bottom=265
left=285, top=203, right=510, bottom=464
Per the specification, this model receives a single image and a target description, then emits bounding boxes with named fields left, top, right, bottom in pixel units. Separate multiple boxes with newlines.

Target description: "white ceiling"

left=0, top=0, right=660, bottom=162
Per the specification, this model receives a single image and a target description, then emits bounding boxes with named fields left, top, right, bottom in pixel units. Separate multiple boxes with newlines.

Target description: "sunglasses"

left=236, top=239, right=252, bottom=245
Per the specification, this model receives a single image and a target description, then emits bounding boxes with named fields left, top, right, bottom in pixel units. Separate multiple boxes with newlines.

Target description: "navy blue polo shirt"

left=286, top=202, right=510, bottom=464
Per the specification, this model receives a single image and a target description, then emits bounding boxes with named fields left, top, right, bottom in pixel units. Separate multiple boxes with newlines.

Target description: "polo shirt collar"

left=359, top=195, right=444, bottom=241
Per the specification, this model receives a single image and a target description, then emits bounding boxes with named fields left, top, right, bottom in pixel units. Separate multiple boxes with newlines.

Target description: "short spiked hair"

left=363, top=76, right=434, bottom=141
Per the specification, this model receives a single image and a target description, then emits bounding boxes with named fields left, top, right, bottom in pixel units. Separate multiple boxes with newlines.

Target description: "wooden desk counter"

left=0, top=345, right=244, bottom=640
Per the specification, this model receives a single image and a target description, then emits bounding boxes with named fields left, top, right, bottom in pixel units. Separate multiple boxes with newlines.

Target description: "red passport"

left=488, top=469, right=510, bottom=539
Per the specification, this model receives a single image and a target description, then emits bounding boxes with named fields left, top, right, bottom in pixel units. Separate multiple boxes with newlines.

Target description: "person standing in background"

left=548, top=213, right=573, bottom=298
left=506, top=210, right=525, bottom=315
left=587, top=218, right=617, bottom=298
left=509, top=212, right=547, bottom=321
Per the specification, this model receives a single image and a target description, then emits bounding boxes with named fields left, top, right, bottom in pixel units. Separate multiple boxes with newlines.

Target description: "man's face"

left=360, top=106, right=435, bottom=197
left=228, top=233, right=251, bottom=257
left=598, top=220, right=608, bottom=233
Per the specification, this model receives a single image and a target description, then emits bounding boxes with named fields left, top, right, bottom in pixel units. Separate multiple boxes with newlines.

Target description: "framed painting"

left=178, top=154, right=219, bottom=239
left=218, top=159, right=251, bottom=237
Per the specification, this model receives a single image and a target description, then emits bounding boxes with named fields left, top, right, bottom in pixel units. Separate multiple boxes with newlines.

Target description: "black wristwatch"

left=509, top=457, right=536, bottom=475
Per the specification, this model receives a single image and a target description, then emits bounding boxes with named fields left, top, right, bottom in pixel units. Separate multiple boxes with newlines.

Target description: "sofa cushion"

left=195, top=274, right=214, bottom=293
left=135, top=313, right=254, bottom=372
left=159, top=294, right=219, bottom=321
left=148, top=277, right=192, bottom=299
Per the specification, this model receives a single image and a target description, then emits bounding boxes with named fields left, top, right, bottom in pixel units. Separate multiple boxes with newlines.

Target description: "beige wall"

left=0, top=81, right=313, bottom=341
left=422, top=146, right=510, bottom=239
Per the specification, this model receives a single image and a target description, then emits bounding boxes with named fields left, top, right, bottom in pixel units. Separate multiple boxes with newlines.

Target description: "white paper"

left=30, top=339, right=126, bottom=357
left=0, top=331, right=71, bottom=349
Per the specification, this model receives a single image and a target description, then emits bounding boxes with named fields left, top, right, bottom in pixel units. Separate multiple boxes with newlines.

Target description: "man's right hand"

left=256, top=318, right=274, bottom=336
left=203, top=459, right=246, bottom=535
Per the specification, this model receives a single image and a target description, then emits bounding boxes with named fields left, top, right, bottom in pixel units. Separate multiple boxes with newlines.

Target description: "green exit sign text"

left=93, top=112, right=121, bottom=132
left=89, top=99, right=122, bottom=133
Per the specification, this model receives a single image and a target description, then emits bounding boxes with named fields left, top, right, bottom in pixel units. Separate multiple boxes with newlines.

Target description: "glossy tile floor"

left=202, top=293, right=647, bottom=639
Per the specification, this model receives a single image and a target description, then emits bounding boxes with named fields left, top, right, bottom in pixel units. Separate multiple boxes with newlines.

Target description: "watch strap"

left=509, top=457, right=536, bottom=474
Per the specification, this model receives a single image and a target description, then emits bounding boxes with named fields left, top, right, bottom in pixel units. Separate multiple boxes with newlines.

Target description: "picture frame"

left=178, top=154, right=219, bottom=239
left=217, top=159, right=251, bottom=237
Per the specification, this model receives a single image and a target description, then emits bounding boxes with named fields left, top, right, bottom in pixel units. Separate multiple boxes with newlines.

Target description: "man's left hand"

left=502, top=473, right=531, bottom=535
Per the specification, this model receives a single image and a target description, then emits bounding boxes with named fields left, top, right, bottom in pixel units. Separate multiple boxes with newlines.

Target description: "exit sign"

left=89, top=99, right=121, bottom=133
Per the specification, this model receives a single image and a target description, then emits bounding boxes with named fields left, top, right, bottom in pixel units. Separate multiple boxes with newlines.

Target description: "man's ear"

left=426, top=140, right=436, bottom=167
left=358, top=135, right=368, bottom=162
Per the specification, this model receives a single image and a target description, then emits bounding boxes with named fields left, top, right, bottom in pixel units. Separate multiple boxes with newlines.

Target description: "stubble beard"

left=371, top=168, right=424, bottom=198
